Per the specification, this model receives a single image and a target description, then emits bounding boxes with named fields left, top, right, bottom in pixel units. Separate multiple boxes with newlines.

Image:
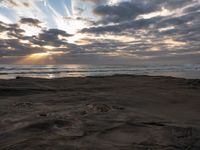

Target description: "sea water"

left=0, top=64, right=199, bottom=79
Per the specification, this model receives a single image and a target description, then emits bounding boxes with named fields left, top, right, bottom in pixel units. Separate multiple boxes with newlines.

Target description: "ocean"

left=0, top=64, right=200, bottom=79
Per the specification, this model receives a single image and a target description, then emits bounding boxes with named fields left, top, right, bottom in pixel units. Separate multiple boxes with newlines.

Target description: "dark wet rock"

left=187, top=79, right=200, bottom=86
left=142, top=122, right=165, bottom=127
left=85, top=103, right=111, bottom=113
left=112, top=105, right=125, bottom=110
left=25, top=119, right=70, bottom=131
left=97, top=122, right=200, bottom=150
left=14, top=102, right=33, bottom=109
left=38, top=113, right=48, bottom=117
left=16, top=76, right=22, bottom=79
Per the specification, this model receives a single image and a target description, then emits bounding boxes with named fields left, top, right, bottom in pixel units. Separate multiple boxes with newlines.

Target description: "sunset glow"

left=17, top=51, right=65, bottom=64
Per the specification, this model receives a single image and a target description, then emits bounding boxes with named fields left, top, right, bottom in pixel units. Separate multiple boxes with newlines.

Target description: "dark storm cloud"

left=81, top=16, right=161, bottom=33
left=0, top=39, right=43, bottom=57
left=81, top=0, right=200, bottom=46
left=29, top=29, right=73, bottom=47
left=154, top=11, right=200, bottom=44
left=0, top=21, right=74, bottom=58
left=0, top=20, right=91, bottom=63
left=0, top=21, right=41, bottom=57
left=38, top=29, right=71, bottom=41
left=93, top=1, right=155, bottom=24
left=19, top=18, right=42, bottom=27
left=0, top=0, right=200, bottom=64
left=0, top=21, right=20, bottom=32
left=0, top=21, right=24, bottom=39
left=93, top=0, right=191, bottom=25
left=157, top=11, right=199, bottom=28
left=79, top=0, right=200, bottom=64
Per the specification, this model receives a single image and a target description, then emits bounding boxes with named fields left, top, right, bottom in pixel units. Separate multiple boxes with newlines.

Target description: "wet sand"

left=0, top=75, right=200, bottom=150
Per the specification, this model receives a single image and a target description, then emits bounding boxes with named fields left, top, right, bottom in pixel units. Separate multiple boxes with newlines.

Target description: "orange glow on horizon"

left=16, top=51, right=65, bottom=64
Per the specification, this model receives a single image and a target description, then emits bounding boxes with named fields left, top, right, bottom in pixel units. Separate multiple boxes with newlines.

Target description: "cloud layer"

left=0, top=0, right=199, bottom=64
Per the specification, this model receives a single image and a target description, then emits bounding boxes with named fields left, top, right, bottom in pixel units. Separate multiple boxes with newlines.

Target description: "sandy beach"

left=0, top=75, right=200, bottom=150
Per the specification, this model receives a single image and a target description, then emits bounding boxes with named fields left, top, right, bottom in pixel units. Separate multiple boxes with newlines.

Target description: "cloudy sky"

left=0, top=0, right=199, bottom=65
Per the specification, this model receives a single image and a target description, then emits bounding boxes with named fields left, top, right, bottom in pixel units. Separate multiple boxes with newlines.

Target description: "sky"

left=0, top=0, right=199, bottom=65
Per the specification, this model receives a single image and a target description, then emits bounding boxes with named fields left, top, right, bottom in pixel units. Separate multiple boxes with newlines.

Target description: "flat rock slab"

left=0, top=75, right=200, bottom=150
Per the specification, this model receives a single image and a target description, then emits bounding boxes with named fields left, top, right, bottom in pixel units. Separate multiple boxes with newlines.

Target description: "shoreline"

left=0, top=74, right=200, bottom=80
